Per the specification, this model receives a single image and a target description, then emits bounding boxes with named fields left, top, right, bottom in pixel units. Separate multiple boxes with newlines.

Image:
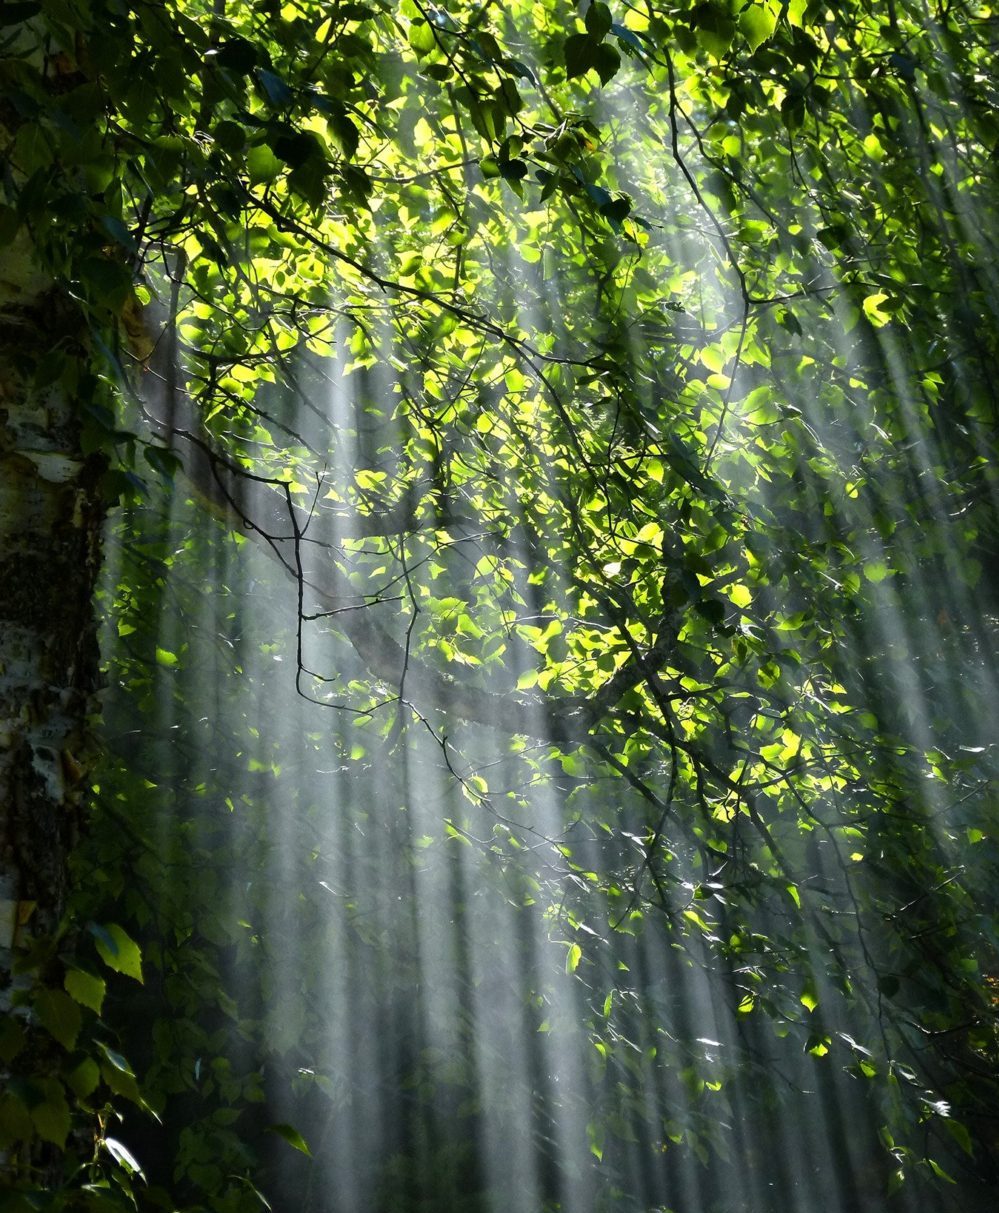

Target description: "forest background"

left=1, top=1, right=998, bottom=1211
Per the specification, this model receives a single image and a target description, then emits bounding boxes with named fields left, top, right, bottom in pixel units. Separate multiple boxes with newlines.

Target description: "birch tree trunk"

left=1, top=0, right=106, bottom=962
left=0, top=230, right=106, bottom=1168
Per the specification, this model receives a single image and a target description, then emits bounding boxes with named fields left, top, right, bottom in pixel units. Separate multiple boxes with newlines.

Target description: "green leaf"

left=781, top=92, right=804, bottom=130
left=585, top=1, right=613, bottom=38
left=99, top=1060, right=143, bottom=1106
left=213, top=119, right=247, bottom=153
left=593, top=42, right=622, bottom=84
left=215, top=38, right=259, bottom=73
left=256, top=68, right=294, bottom=108
left=863, top=291, right=892, bottom=327
left=97, top=1042, right=134, bottom=1077
left=800, top=985, right=819, bottom=1013
left=779, top=307, right=803, bottom=335
left=740, top=2, right=778, bottom=53
left=611, top=21, right=645, bottom=54
left=863, top=561, right=890, bottom=583
left=342, top=164, right=372, bottom=207
left=692, top=3, right=737, bottom=55
left=66, top=1057, right=101, bottom=1100
left=328, top=110, right=360, bottom=160
left=928, top=1158, right=957, bottom=1184
left=272, top=130, right=326, bottom=170
left=0, top=1092, right=34, bottom=1147
left=587, top=1120, right=605, bottom=1161
left=144, top=446, right=182, bottom=481
left=65, top=968, right=106, bottom=1015
left=566, top=942, right=582, bottom=973
left=408, top=20, right=436, bottom=57
left=564, top=33, right=597, bottom=80
left=288, top=157, right=332, bottom=208
left=0, top=1016, right=26, bottom=1064
left=13, top=123, right=53, bottom=175
left=498, top=158, right=528, bottom=181
left=600, top=195, right=631, bottom=224
left=31, top=1084, right=70, bottom=1149
left=944, top=1118, right=974, bottom=1156
left=267, top=1122, right=313, bottom=1156
left=247, top=143, right=282, bottom=184
left=585, top=183, right=612, bottom=209
left=105, top=1136, right=146, bottom=1178
left=694, top=598, right=727, bottom=627
left=78, top=257, right=133, bottom=311
left=89, top=922, right=144, bottom=982
left=34, top=988, right=81, bottom=1051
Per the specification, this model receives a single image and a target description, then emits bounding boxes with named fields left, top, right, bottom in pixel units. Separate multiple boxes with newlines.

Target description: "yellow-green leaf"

left=268, top=1122, right=312, bottom=1156
left=862, top=292, right=891, bottom=327
left=65, top=969, right=106, bottom=1015
left=90, top=922, right=143, bottom=982
left=740, top=2, right=778, bottom=53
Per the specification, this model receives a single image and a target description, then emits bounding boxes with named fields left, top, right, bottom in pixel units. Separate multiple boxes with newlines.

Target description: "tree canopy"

left=2, top=0, right=998, bottom=1210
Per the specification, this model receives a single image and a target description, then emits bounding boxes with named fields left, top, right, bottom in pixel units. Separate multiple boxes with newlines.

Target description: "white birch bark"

left=0, top=228, right=106, bottom=1167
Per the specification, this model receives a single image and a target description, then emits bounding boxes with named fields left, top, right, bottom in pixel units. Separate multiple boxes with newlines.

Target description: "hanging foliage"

left=1, top=0, right=997, bottom=1210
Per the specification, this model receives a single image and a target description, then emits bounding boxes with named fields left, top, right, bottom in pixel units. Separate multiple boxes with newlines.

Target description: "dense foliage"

left=2, top=0, right=998, bottom=1210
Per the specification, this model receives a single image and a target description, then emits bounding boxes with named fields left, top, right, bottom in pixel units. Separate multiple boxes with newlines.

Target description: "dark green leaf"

left=694, top=599, right=727, bottom=627
left=66, top=1057, right=101, bottom=1100
left=31, top=1084, right=70, bottom=1149
left=593, top=42, right=622, bottom=84
left=498, top=158, right=528, bottom=180
left=213, top=120, right=247, bottom=153
left=34, top=989, right=81, bottom=1051
left=272, top=129, right=326, bottom=169
left=564, top=33, right=597, bottom=80
left=600, top=195, right=631, bottom=224
left=0, top=1017, right=25, bottom=1064
left=77, top=257, right=133, bottom=311
left=585, top=2, right=613, bottom=39
left=256, top=68, right=294, bottom=108
left=215, top=38, right=260, bottom=72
